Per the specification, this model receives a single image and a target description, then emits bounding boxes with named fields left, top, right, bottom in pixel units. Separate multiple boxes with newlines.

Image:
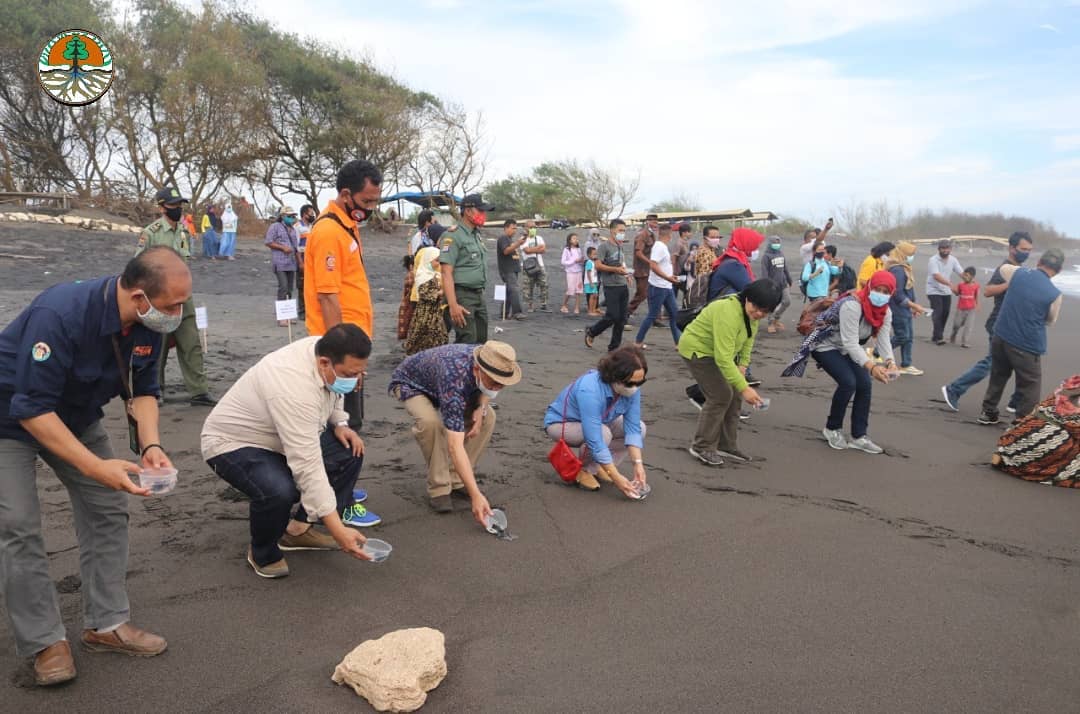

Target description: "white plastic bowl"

left=362, top=538, right=392, bottom=563
left=138, top=467, right=177, bottom=495
left=483, top=509, right=508, bottom=535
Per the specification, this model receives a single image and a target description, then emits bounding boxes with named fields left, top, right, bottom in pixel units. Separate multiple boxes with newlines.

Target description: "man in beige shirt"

left=201, top=324, right=373, bottom=578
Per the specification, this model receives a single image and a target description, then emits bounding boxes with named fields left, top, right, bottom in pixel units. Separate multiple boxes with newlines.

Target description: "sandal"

left=560, top=306, right=569, bottom=314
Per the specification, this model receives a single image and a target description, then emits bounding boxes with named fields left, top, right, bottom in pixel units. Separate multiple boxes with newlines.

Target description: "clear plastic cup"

left=484, top=509, right=508, bottom=535
left=634, top=482, right=652, bottom=500
left=922, top=308, right=934, bottom=318
left=138, top=467, right=177, bottom=495
left=755, top=398, right=771, bottom=411
left=362, top=538, right=392, bottom=563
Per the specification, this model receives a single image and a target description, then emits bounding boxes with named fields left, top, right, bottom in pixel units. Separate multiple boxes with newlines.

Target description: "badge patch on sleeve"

left=133, top=345, right=153, bottom=357
left=325, top=253, right=336, bottom=271
left=442, top=244, right=451, bottom=253
left=31, top=342, right=51, bottom=362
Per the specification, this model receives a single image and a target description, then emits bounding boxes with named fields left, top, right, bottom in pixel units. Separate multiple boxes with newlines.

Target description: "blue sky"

left=193, top=0, right=1080, bottom=234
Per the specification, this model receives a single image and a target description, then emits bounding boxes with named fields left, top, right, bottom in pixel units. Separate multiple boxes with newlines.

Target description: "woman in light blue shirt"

left=801, top=240, right=840, bottom=300
left=544, top=345, right=647, bottom=497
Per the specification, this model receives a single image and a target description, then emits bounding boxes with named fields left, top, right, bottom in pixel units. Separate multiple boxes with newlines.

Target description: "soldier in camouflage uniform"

left=136, top=187, right=216, bottom=406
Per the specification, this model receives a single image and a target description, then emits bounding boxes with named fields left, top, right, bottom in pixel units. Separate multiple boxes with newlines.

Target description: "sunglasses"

left=623, top=378, right=647, bottom=388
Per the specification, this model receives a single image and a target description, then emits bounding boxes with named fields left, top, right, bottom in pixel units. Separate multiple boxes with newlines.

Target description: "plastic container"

left=484, top=509, right=508, bottom=535
left=362, top=538, right=392, bottom=563
left=922, top=308, right=934, bottom=318
left=633, top=482, right=652, bottom=500
left=138, top=467, right=177, bottom=495
left=755, top=397, right=771, bottom=411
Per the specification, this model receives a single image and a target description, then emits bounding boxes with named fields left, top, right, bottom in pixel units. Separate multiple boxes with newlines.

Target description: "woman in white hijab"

left=220, top=204, right=239, bottom=260
left=405, top=247, right=448, bottom=354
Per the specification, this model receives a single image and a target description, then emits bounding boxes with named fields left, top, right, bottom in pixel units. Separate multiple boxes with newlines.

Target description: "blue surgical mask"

left=869, top=291, right=891, bottom=308
left=770, top=242, right=781, bottom=251
left=326, top=372, right=358, bottom=395
left=283, top=215, right=297, bottom=226
left=906, top=255, right=915, bottom=264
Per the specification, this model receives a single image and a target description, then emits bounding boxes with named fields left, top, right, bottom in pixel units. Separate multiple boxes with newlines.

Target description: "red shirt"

left=957, top=281, right=979, bottom=311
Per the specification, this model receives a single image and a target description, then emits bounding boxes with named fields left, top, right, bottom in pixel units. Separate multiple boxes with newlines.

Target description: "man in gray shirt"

left=925, top=239, right=964, bottom=344
left=585, top=219, right=633, bottom=351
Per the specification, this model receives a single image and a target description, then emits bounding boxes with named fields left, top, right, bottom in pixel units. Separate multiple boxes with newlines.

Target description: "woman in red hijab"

left=707, top=228, right=764, bottom=301
left=809, top=270, right=900, bottom=454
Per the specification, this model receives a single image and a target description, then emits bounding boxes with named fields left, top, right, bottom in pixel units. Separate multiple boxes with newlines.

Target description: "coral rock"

left=332, top=628, right=447, bottom=712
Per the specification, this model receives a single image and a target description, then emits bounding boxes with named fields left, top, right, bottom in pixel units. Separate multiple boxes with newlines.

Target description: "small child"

left=583, top=246, right=601, bottom=316
left=952, top=266, right=979, bottom=347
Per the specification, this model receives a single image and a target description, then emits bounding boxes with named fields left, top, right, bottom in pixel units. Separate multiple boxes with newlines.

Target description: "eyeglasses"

left=623, top=378, right=647, bottom=388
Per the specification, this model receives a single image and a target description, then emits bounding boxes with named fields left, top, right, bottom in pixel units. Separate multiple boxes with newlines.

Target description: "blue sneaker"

left=352, top=488, right=368, bottom=503
left=342, top=503, right=381, bottom=527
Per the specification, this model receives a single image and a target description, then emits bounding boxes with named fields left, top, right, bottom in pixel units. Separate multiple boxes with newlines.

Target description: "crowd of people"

left=0, top=153, right=1074, bottom=689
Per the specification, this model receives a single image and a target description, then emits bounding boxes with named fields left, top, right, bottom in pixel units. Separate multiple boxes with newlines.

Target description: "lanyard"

left=104, top=279, right=134, bottom=403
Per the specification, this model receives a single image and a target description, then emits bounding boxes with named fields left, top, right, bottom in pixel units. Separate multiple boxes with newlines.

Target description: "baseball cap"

left=155, top=187, right=189, bottom=205
left=937, top=239, right=952, bottom=249
left=460, top=194, right=495, bottom=211
left=1039, top=248, right=1065, bottom=272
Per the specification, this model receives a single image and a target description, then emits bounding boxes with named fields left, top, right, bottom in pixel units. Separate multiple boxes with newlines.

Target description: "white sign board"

left=275, top=299, right=298, bottom=321
left=194, top=306, right=208, bottom=330
left=494, top=285, right=507, bottom=302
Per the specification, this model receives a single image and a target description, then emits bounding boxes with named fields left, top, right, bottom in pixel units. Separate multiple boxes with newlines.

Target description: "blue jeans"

left=635, top=285, right=682, bottom=345
left=812, top=349, right=873, bottom=439
left=202, top=230, right=219, bottom=257
left=890, top=310, right=913, bottom=367
left=947, top=335, right=1017, bottom=408
left=207, top=430, right=362, bottom=566
left=219, top=231, right=237, bottom=257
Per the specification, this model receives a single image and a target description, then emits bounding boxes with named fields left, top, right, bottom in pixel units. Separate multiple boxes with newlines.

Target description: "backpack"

left=797, top=297, right=839, bottom=335
left=835, top=264, right=857, bottom=293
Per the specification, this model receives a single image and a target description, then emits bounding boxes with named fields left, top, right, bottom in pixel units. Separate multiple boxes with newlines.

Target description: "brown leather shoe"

left=34, top=640, right=76, bottom=686
left=576, top=470, right=601, bottom=491
left=81, top=623, right=167, bottom=657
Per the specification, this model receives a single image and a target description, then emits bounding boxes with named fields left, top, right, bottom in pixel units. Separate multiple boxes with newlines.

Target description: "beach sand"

left=0, top=222, right=1078, bottom=712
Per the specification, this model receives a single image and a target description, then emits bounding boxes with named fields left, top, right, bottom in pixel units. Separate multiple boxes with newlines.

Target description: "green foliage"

left=881, top=209, right=1071, bottom=246
left=649, top=193, right=702, bottom=213
left=484, top=159, right=638, bottom=224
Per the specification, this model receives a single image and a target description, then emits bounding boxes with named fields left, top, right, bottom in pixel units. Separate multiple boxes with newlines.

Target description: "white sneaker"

left=823, top=428, right=849, bottom=450
left=848, top=436, right=884, bottom=454
left=899, top=365, right=924, bottom=376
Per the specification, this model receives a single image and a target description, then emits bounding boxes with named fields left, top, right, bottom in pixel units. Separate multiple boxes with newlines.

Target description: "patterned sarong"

left=994, top=375, right=1080, bottom=487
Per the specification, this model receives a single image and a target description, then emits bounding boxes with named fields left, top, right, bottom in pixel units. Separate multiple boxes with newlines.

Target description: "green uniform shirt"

left=677, top=295, right=758, bottom=392
left=438, top=223, right=487, bottom=289
left=136, top=217, right=189, bottom=257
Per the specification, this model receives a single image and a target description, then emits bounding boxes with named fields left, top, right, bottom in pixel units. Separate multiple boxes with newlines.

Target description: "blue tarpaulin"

left=380, top=191, right=462, bottom=208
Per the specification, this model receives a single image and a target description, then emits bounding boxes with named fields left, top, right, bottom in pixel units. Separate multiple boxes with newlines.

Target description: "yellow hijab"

left=411, top=247, right=441, bottom=301
left=885, top=241, right=917, bottom=288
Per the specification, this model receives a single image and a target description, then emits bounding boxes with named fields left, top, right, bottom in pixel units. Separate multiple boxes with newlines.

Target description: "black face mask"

left=348, top=192, right=371, bottom=223
left=164, top=206, right=183, bottom=222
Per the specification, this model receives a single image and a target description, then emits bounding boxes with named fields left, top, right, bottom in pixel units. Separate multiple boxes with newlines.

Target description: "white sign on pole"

left=494, top=285, right=507, bottom=302
left=275, top=298, right=298, bottom=321
left=194, top=306, right=208, bottom=330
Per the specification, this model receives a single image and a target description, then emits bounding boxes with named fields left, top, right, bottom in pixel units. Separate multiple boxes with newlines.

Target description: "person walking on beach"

left=441, top=194, right=494, bottom=343
left=670, top=223, right=692, bottom=304
left=405, top=247, right=449, bottom=355
left=561, top=233, right=585, bottom=314
left=409, top=209, right=436, bottom=258
left=629, top=213, right=659, bottom=315
left=941, top=232, right=1033, bottom=412
left=885, top=241, right=927, bottom=375
left=784, top=271, right=900, bottom=454
left=978, top=249, right=1065, bottom=424
left=709, top=227, right=764, bottom=302
left=203, top=325, right=378, bottom=579
left=583, top=246, right=601, bottom=316
left=0, top=248, right=189, bottom=685
left=265, top=205, right=301, bottom=326
left=520, top=219, right=550, bottom=313
left=544, top=345, right=650, bottom=497
left=497, top=219, right=527, bottom=320
left=761, top=235, right=793, bottom=333
left=136, top=187, right=216, bottom=407
left=951, top=267, right=979, bottom=347
left=634, top=226, right=682, bottom=348
left=200, top=205, right=220, bottom=258
left=679, top=279, right=782, bottom=466
left=585, top=219, right=633, bottom=351
left=802, top=239, right=840, bottom=302
left=388, top=341, right=521, bottom=521
left=219, top=203, right=238, bottom=260
left=304, top=158, right=382, bottom=431
left=926, top=239, right=964, bottom=345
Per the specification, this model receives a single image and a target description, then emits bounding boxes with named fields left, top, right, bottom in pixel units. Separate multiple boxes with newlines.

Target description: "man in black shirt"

left=941, top=231, right=1032, bottom=411
left=496, top=219, right=526, bottom=320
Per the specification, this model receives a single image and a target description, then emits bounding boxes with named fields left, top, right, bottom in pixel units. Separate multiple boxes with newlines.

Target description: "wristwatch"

left=336, top=420, right=348, bottom=428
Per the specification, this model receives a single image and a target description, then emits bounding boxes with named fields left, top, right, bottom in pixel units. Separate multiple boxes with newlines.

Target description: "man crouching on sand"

left=0, top=248, right=185, bottom=686
left=388, top=342, right=522, bottom=523
left=202, top=324, right=372, bottom=578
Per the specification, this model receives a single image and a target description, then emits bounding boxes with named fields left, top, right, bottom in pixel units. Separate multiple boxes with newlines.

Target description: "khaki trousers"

left=684, top=355, right=742, bottom=452
left=404, top=395, right=496, bottom=497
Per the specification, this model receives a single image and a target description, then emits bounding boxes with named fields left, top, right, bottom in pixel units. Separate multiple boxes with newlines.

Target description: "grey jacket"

left=761, top=246, right=792, bottom=288
left=814, top=299, right=895, bottom=365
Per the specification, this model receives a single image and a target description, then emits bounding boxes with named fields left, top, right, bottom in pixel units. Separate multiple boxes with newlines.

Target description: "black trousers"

left=588, top=284, right=629, bottom=352
left=928, top=294, right=952, bottom=342
left=981, top=336, right=1042, bottom=419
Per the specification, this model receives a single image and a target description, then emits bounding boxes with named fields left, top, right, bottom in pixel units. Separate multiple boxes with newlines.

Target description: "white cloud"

left=1038, top=23, right=1061, bottom=33
left=1054, top=135, right=1080, bottom=152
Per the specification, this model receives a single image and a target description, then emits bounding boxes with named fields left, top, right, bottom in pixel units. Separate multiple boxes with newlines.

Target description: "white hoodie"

left=222, top=205, right=238, bottom=232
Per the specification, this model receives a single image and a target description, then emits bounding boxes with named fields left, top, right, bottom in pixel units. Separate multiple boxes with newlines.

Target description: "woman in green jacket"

left=678, top=279, right=784, bottom=466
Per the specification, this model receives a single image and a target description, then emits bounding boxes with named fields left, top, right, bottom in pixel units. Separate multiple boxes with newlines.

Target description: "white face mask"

left=614, top=232, right=626, bottom=242
left=613, top=383, right=639, bottom=398
left=475, top=370, right=499, bottom=399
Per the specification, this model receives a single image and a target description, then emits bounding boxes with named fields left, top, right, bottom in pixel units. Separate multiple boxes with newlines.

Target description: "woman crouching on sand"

left=543, top=345, right=648, bottom=498
left=784, top=270, right=899, bottom=454
left=678, top=278, right=783, bottom=467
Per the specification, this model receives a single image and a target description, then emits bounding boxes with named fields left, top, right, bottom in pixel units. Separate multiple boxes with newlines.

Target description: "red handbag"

left=548, top=380, right=583, bottom=483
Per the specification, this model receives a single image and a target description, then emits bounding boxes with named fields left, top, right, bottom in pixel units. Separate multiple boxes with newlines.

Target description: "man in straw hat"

left=388, top=341, right=522, bottom=522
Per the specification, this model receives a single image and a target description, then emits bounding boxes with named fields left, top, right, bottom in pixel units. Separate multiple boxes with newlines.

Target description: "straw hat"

left=473, top=341, right=522, bottom=386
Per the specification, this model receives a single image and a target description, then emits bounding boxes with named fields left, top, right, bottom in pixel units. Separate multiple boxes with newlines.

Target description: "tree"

left=649, top=192, right=702, bottom=213
left=405, top=102, right=488, bottom=217
left=532, top=160, right=640, bottom=224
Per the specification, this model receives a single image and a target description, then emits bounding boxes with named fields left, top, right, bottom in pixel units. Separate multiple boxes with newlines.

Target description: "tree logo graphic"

left=37, top=29, right=114, bottom=106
